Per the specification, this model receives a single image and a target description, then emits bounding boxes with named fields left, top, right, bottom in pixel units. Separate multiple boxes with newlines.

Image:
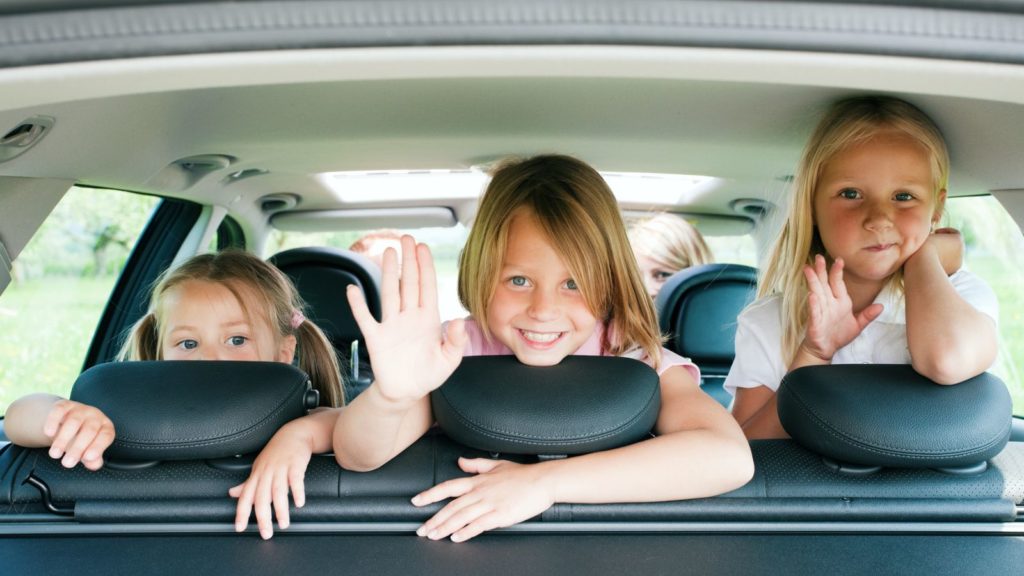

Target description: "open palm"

left=347, top=235, right=466, bottom=404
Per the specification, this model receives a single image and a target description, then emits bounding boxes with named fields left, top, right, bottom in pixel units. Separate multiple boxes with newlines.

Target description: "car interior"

left=2, top=1, right=1024, bottom=574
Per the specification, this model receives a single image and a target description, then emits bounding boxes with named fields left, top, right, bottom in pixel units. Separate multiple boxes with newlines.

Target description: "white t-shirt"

left=723, top=269, right=999, bottom=396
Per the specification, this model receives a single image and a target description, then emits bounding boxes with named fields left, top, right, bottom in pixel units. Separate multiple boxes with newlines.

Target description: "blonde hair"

left=117, top=250, right=344, bottom=407
left=629, top=213, right=713, bottom=272
left=760, top=95, right=950, bottom=363
left=458, top=154, right=663, bottom=365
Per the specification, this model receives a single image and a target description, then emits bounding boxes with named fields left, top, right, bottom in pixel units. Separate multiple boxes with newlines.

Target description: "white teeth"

left=521, top=330, right=561, bottom=343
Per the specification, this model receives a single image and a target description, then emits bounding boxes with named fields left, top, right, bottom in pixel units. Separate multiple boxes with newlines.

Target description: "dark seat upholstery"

left=269, top=246, right=382, bottom=400
left=655, top=263, right=757, bottom=407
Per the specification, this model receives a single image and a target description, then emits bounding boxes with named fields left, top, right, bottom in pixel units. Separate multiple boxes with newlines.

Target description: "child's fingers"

left=49, top=416, right=84, bottom=461
left=442, top=318, right=468, bottom=364
left=411, top=477, right=475, bottom=506
left=232, top=479, right=257, bottom=532
left=814, top=254, right=830, bottom=291
left=42, top=402, right=73, bottom=438
left=61, top=419, right=102, bottom=468
left=417, top=243, right=437, bottom=311
left=254, top=481, right=275, bottom=539
left=424, top=500, right=491, bottom=541
left=272, top=469, right=291, bottom=531
left=418, top=492, right=480, bottom=536
left=379, top=246, right=400, bottom=319
left=288, top=466, right=306, bottom=508
left=458, top=457, right=501, bottom=475
left=228, top=484, right=243, bottom=498
left=346, top=286, right=378, bottom=338
left=82, top=422, right=115, bottom=464
left=828, top=257, right=847, bottom=299
left=451, top=511, right=503, bottom=543
left=399, top=235, right=419, bottom=312
left=857, top=303, right=885, bottom=329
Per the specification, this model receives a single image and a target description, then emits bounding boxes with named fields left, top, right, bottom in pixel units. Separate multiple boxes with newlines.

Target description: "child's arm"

left=333, top=236, right=466, bottom=471
left=733, top=255, right=882, bottom=439
left=4, top=393, right=114, bottom=470
left=905, top=230, right=997, bottom=384
left=412, top=367, right=754, bottom=542
left=228, top=407, right=340, bottom=539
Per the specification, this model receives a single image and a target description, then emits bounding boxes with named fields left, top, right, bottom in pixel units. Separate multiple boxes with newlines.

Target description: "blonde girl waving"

left=726, top=96, right=999, bottom=439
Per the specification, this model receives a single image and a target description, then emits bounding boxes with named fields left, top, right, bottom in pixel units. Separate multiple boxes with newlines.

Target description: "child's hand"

left=917, top=227, right=963, bottom=276
left=347, top=235, right=467, bottom=406
left=801, top=255, right=883, bottom=362
left=229, top=424, right=313, bottom=539
left=44, top=400, right=115, bottom=471
left=411, top=457, right=556, bottom=542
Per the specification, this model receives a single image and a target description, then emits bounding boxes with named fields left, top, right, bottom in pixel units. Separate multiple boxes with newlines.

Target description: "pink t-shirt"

left=447, top=317, right=700, bottom=382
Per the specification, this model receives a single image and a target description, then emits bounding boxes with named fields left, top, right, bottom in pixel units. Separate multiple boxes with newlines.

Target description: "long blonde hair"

left=458, top=154, right=663, bottom=365
left=760, top=95, right=950, bottom=364
left=117, top=250, right=344, bottom=407
left=629, top=213, right=713, bottom=272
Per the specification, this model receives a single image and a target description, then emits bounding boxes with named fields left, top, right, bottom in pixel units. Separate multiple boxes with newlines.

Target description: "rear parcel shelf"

left=3, top=438, right=1024, bottom=524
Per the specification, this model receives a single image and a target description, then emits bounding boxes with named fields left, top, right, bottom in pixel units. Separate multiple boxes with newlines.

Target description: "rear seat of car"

left=1, top=359, right=1020, bottom=527
left=269, top=246, right=382, bottom=401
left=655, top=263, right=758, bottom=407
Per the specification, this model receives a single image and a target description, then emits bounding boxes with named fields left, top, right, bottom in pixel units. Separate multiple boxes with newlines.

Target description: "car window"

left=0, top=187, right=160, bottom=415
left=945, top=195, right=1024, bottom=415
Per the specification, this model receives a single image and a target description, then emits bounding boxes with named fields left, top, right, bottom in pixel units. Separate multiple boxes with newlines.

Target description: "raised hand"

left=801, top=255, right=883, bottom=362
left=411, top=457, right=556, bottom=542
left=346, top=235, right=466, bottom=406
left=43, top=400, right=115, bottom=471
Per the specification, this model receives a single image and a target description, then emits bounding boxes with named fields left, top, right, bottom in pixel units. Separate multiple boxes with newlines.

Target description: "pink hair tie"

left=290, top=309, right=306, bottom=330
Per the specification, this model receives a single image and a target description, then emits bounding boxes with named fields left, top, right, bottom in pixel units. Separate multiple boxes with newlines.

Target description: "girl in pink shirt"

left=334, top=154, right=752, bottom=542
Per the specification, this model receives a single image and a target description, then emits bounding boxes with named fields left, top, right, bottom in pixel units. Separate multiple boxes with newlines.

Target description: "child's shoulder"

left=739, top=294, right=783, bottom=325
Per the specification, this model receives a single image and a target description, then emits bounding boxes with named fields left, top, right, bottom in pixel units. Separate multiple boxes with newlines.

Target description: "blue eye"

left=510, top=276, right=527, bottom=287
left=654, top=271, right=674, bottom=281
left=894, top=192, right=914, bottom=201
left=839, top=188, right=861, bottom=200
left=565, top=279, right=578, bottom=290
left=228, top=336, right=248, bottom=346
left=179, top=339, right=198, bottom=350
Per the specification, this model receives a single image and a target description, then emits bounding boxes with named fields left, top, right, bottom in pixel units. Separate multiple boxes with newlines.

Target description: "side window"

left=945, top=195, right=1024, bottom=415
left=0, top=187, right=159, bottom=414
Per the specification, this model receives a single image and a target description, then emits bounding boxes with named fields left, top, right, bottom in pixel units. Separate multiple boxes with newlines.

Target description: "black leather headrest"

left=778, top=365, right=1012, bottom=469
left=70, top=361, right=319, bottom=461
left=655, top=263, right=756, bottom=372
left=269, top=246, right=382, bottom=349
left=431, top=356, right=661, bottom=456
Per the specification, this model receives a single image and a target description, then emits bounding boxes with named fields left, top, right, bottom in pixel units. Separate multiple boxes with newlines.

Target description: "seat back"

left=655, top=263, right=757, bottom=406
left=269, top=247, right=382, bottom=399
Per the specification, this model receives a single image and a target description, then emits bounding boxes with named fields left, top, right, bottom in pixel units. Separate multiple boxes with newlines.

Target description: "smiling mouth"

left=518, top=329, right=565, bottom=346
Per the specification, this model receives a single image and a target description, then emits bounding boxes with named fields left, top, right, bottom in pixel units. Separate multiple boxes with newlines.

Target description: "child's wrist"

left=797, top=343, right=833, bottom=364
left=366, top=381, right=421, bottom=412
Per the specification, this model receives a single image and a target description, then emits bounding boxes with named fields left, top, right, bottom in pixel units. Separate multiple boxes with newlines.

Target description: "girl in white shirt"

left=726, top=95, right=999, bottom=439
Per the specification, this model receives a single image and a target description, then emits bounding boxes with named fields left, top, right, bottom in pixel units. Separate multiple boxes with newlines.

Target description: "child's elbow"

left=333, top=450, right=385, bottom=473
left=911, top=355, right=977, bottom=386
left=726, top=439, right=756, bottom=490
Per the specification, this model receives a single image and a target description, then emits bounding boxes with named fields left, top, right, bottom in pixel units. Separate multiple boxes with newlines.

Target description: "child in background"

left=3, top=250, right=345, bottom=537
left=629, top=213, right=714, bottom=298
left=349, top=229, right=404, bottom=271
left=726, top=95, right=999, bottom=439
left=337, top=154, right=753, bottom=542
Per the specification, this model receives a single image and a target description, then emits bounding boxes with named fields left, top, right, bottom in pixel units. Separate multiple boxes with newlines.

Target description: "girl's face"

left=486, top=211, right=599, bottom=366
left=159, top=279, right=295, bottom=363
left=634, top=253, right=675, bottom=298
left=813, top=132, right=944, bottom=288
